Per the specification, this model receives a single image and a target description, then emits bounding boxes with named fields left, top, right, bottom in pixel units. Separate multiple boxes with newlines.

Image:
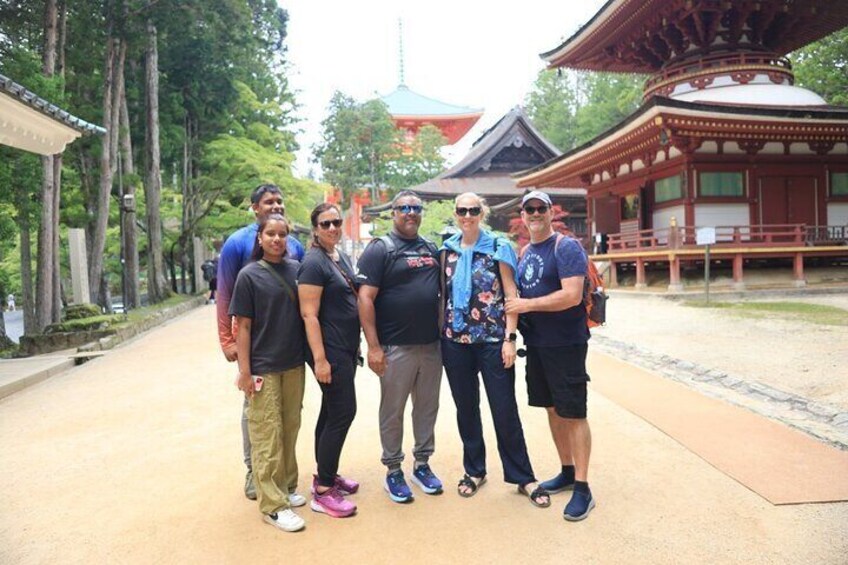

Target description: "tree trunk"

left=42, top=0, right=57, bottom=75
left=57, top=0, right=66, bottom=79
left=144, top=14, right=168, bottom=303
left=35, top=0, right=59, bottom=332
left=89, top=33, right=116, bottom=308
left=119, top=55, right=140, bottom=309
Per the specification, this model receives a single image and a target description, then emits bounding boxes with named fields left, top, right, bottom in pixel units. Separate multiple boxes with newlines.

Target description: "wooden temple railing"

left=644, top=52, right=792, bottom=97
left=606, top=224, right=848, bottom=253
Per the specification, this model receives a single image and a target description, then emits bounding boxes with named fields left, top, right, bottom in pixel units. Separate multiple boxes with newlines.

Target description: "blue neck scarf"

left=441, top=230, right=518, bottom=331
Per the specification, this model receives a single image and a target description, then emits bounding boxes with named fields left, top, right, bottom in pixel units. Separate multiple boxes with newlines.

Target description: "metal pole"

left=704, top=244, right=711, bottom=305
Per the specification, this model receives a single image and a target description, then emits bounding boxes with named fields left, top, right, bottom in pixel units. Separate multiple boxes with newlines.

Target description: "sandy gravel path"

left=1, top=305, right=847, bottom=563
left=596, top=292, right=848, bottom=410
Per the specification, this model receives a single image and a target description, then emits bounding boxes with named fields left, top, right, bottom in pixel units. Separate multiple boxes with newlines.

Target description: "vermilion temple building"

left=380, top=83, right=483, bottom=146
left=516, top=0, right=848, bottom=290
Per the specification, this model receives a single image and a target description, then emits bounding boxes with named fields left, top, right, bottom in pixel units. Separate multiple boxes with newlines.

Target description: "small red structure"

left=381, top=84, right=483, bottom=146
left=517, top=0, right=848, bottom=290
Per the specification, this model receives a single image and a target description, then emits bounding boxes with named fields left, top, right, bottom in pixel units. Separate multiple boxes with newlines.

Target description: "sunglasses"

left=523, top=204, right=550, bottom=215
left=318, top=219, right=343, bottom=229
left=394, top=204, right=423, bottom=215
left=455, top=206, right=482, bottom=217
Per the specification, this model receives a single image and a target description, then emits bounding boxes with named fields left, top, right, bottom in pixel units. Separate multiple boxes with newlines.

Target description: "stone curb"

left=592, top=334, right=848, bottom=450
left=0, top=358, right=75, bottom=400
left=78, top=296, right=207, bottom=353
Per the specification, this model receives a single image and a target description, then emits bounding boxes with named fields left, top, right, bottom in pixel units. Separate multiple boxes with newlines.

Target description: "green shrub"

left=44, top=314, right=127, bottom=334
left=64, top=303, right=103, bottom=320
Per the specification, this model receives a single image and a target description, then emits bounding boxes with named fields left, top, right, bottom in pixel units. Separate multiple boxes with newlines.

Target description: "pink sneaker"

left=310, top=486, right=357, bottom=518
left=334, top=475, right=359, bottom=495
left=311, top=474, right=360, bottom=496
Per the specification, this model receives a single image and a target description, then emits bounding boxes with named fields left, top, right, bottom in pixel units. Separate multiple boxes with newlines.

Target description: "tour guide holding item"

left=505, top=190, right=595, bottom=521
left=216, top=184, right=305, bottom=501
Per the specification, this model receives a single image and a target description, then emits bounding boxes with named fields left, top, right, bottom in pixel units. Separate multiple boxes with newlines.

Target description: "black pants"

left=310, top=346, right=357, bottom=488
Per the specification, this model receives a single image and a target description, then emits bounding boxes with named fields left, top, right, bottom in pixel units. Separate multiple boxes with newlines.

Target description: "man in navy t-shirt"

left=505, top=190, right=595, bottom=522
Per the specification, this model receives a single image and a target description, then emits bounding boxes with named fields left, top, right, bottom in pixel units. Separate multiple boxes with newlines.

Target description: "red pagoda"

left=380, top=84, right=483, bottom=146
left=517, top=0, right=848, bottom=290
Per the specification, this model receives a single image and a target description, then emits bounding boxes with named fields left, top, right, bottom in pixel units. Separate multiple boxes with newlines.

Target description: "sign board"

left=696, top=227, right=716, bottom=246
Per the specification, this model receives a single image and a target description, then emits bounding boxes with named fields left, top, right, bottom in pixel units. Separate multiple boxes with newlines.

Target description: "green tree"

left=792, top=28, right=848, bottom=107
left=525, top=69, right=643, bottom=151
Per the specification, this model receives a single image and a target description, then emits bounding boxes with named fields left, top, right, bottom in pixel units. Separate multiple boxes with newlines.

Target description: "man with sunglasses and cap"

left=505, top=190, right=595, bottom=521
left=217, top=183, right=305, bottom=501
left=356, top=191, right=444, bottom=503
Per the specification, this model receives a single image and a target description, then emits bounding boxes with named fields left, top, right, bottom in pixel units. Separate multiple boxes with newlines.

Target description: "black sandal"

left=457, top=474, right=486, bottom=498
left=518, top=483, right=551, bottom=508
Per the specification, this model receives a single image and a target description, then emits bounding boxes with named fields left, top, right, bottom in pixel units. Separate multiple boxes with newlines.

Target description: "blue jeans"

left=441, top=340, right=536, bottom=485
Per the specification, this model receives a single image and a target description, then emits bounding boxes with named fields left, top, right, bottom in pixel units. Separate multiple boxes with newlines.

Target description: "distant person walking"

left=6, top=293, right=14, bottom=312
left=217, top=184, right=305, bottom=501
left=202, top=258, right=218, bottom=304
left=357, top=191, right=443, bottom=504
left=231, top=214, right=307, bottom=532
left=506, top=190, right=595, bottom=521
left=298, top=203, right=360, bottom=518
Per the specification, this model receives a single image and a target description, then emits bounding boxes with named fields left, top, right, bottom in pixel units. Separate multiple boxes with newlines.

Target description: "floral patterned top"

left=442, top=251, right=505, bottom=343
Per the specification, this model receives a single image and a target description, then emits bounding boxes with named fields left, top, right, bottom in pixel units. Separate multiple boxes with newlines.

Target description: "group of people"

left=217, top=184, right=595, bottom=533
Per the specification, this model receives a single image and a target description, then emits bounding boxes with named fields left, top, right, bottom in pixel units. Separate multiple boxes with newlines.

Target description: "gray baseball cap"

left=521, top=190, right=552, bottom=207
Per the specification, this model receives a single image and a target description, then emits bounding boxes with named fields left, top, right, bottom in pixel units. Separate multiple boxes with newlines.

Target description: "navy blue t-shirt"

left=517, top=234, right=590, bottom=347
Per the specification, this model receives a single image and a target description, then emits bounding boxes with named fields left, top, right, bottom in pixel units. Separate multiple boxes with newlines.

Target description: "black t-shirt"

left=228, top=259, right=305, bottom=374
left=297, top=247, right=360, bottom=354
left=356, top=233, right=440, bottom=345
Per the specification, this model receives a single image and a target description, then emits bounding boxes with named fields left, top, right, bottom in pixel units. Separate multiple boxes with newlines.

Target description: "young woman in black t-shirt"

left=297, top=203, right=360, bottom=518
left=231, top=214, right=307, bottom=532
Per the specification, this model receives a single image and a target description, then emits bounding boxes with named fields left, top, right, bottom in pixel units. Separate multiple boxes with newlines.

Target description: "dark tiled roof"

left=0, top=73, right=105, bottom=136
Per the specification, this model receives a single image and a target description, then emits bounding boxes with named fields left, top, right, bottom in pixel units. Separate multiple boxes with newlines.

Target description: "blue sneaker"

left=385, top=470, right=414, bottom=503
left=563, top=489, right=595, bottom=521
left=539, top=472, right=574, bottom=494
left=410, top=464, right=443, bottom=495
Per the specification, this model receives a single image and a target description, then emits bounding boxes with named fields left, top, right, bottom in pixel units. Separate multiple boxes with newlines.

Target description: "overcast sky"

left=282, top=0, right=608, bottom=178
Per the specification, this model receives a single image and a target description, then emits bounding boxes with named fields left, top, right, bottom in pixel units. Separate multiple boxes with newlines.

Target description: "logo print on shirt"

left=522, top=254, right=545, bottom=291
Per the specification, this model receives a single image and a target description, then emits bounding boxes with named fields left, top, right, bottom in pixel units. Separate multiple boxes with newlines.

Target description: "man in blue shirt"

left=216, top=184, right=305, bottom=500
left=505, top=190, right=595, bottom=521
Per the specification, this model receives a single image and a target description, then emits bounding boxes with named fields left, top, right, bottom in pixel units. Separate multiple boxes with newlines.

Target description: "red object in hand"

left=253, top=376, right=264, bottom=392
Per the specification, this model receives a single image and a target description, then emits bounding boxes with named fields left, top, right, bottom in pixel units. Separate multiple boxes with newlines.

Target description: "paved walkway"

left=1, top=305, right=846, bottom=564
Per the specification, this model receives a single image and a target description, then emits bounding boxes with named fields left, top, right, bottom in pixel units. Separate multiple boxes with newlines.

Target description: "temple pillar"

left=732, top=255, right=745, bottom=291
left=793, top=253, right=806, bottom=287
left=635, top=258, right=646, bottom=289
left=668, top=254, right=683, bottom=292
left=608, top=261, right=618, bottom=288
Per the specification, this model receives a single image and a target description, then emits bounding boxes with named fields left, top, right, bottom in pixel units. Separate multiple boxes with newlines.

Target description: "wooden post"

left=608, top=261, right=618, bottom=288
left=793, top=253, right=806, bottom=287
left=635, top=257, right=646, bottom=289
left=732, top=254, right=745, bottom=291
left=668, top=254, right=683, bottom=292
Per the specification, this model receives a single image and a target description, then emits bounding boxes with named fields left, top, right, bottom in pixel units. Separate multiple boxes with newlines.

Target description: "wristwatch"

left=505, top=332, right=518, bottom=343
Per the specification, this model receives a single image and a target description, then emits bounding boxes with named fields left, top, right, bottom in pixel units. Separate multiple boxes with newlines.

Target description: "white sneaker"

left=288, top=492, right=307, bottom=507
left=263, top=509, right=305, bottom=532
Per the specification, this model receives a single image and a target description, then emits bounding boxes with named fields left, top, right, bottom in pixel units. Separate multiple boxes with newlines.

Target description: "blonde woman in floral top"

left=439, top=192, right=550, bottom=508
